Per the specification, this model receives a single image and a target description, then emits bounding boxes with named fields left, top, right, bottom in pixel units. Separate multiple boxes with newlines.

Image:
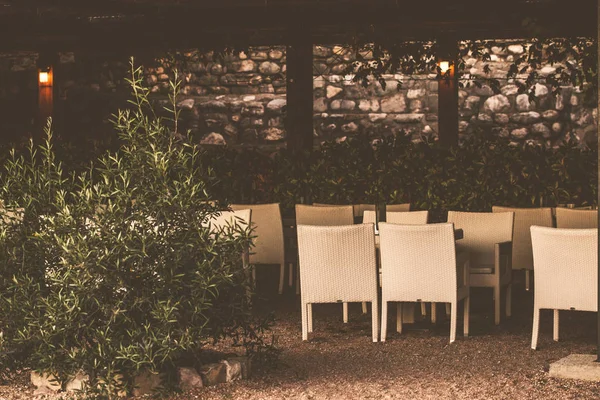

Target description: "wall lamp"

left=38, top=66, right=53, bottom=87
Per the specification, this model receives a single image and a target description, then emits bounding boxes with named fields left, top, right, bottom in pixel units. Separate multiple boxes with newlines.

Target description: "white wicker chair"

left=378, top=222, right=470, bottom=343
left=295, top=204, right=356, bottom=321
left=204, top=209, right=253, bottom=296
left=492, top=206, right=553, bottom=291
left=363, top=210, right=428, bottom=225
left=298, top=204, right=354, bottom=226
left=388, top=210, right=429, bottom=318
left=312, top=202, right=375, bottom=219
left=297, top=224, right=379, bottom=342
left=530, top=226, right=598, bottom=350
left=205, top=209, right=252, bottom=234
left=387, top=210, right=429, bottom=224
left=385, top=203, right=411, bottom=212
left=363, top=210, right=377, bottom=225
left=555, top=208, right=598, bottom=229
left=362, top=204, right=412, bottom=227
left=447, top=211, right=514, bottom=325
left=231, top=203, right=285, bottom=294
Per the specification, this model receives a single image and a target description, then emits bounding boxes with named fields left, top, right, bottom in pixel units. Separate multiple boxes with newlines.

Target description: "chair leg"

left=396, top=303, right=403, bottom=334
left=402, top=303, right=415, bottom=324
left=421, top=302, right=427, bottom=317
left=372, top=300, right=379, bottom=342
left=525, top=270, right=530, bottom=291
left=494, top=286, right=501, bottom=325
left=506, top=284, right=512, bottom=318
left=381, top=301, right=388, bottom=342
left=553, top=309, right=559, bottom=342
left=463, top=296, right=470, bottom=337
left=450, top=302, right=457, bottom=344
left=445, top=303, right=451, bottom=317
left=431, top=303, right=437, bottom=324
left=343, top=303, right=348, bottom=323
left=278, top=264, right=285, bottom=294
left=362, top=302, right=368, bottom=314
left=301, top=302, right=308, bottom=341
left=308, top=304, right=313, bottom=333
left=296, top=265, right=300, bottom=295
left=531, top=306, right=540, bottom=350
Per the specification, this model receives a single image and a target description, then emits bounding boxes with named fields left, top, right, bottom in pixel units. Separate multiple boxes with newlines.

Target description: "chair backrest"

left=363, top=210, right=428, bottom=225
left=492, top=206, right=553, bottom=271
left=386, top=210, right=428, bottom=225
left=531, top=226, right=597, bottom=312
left=363, top=210, right=377, bottom=225
left=312, top=203, right=375, bottom=219
left=378, top=222, right=457, bottom=303
left=230, top=203, right=284, bottom=265
left=204, top=209, right=252, bottom=235
left=296, top=204, right=354, bottom=226
left=447, top=211, right=514, bottom=266
left=385, top=203, right=411, bottom=212
left=297, top=223, right=378, bottom=303
left=555, top=208, right=598, bottom=229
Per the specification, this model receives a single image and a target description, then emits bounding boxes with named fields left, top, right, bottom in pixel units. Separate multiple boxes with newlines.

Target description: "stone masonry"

left=0, top=41, right=597, bottom=148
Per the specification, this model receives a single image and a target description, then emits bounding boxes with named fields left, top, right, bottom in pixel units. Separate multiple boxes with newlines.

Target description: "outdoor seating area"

left=0, top=0, right=598, bottom=398
left=219, top=203, right=598, bottom=351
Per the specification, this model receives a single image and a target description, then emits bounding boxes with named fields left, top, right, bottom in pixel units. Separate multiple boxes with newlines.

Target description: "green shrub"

left=204, top=131, right=596, bottom=219
left=0, top=60, right=268, bottom=397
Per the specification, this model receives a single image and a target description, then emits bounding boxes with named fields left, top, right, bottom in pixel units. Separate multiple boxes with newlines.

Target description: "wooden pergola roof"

left=0, top=0, right=596, bottom=52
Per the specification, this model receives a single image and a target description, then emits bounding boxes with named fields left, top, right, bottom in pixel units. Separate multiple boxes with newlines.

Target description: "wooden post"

left=286, top=28, right=313, bottom=153
left=437, top=35, right=459, bottom=147
left=37, top=54, right=55, bottom=135
left=596, top=0, right=599, bottom=363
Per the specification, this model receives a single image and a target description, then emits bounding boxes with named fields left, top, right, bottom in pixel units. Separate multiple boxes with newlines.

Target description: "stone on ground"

left=65, top=371, right=89, bottom=392
left=133, top=371, right=163, bottom=396
left=178, top=367, right=204, bottom=391
left=30, top=371, right=60, bottom=392
left=549, top=354, right=600, bottom=382
left=199, top=363, right=227, bottom=386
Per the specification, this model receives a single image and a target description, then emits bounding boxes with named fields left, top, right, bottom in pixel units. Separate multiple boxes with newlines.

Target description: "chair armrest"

left=495, top=241, right=512, bottom=281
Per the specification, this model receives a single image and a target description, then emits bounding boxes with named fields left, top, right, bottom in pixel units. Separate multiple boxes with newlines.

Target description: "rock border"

left=30, top=355, right=251, bottom=397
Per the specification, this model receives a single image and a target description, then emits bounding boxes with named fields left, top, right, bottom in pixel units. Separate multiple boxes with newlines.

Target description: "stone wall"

left=312, top=45, right=438, bottom=144
left=459, top=43, right=597, bottom=147
left=0, top=41, right=597, bottom=148
left=146, top=47, right=288, bottom=146
left=311, top=42, right=597, bottom=148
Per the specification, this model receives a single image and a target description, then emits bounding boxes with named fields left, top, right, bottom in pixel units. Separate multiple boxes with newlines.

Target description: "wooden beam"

left=437, top=35, right=459, bottom=147
left=285, top=27, right=314, bottom=153
left=0, top=1, right=595, bottom=53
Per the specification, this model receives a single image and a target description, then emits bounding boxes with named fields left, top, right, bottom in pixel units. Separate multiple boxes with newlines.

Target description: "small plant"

left=0, top=59, right=275, bottom=397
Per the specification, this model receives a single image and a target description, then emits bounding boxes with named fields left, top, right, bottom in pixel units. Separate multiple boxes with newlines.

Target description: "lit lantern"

left=38, top=67, right=53, bottom=87
left=438, top=61, right=450, bottom=74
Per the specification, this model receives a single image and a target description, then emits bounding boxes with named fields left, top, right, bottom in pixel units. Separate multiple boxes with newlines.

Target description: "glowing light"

left=39, top=71, right=49, bottom=84
left=439, top=61, right=450, bottom=73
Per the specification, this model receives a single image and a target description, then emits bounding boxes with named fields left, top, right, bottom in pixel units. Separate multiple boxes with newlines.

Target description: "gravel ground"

left=2, top=273, right=600, bottom=399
